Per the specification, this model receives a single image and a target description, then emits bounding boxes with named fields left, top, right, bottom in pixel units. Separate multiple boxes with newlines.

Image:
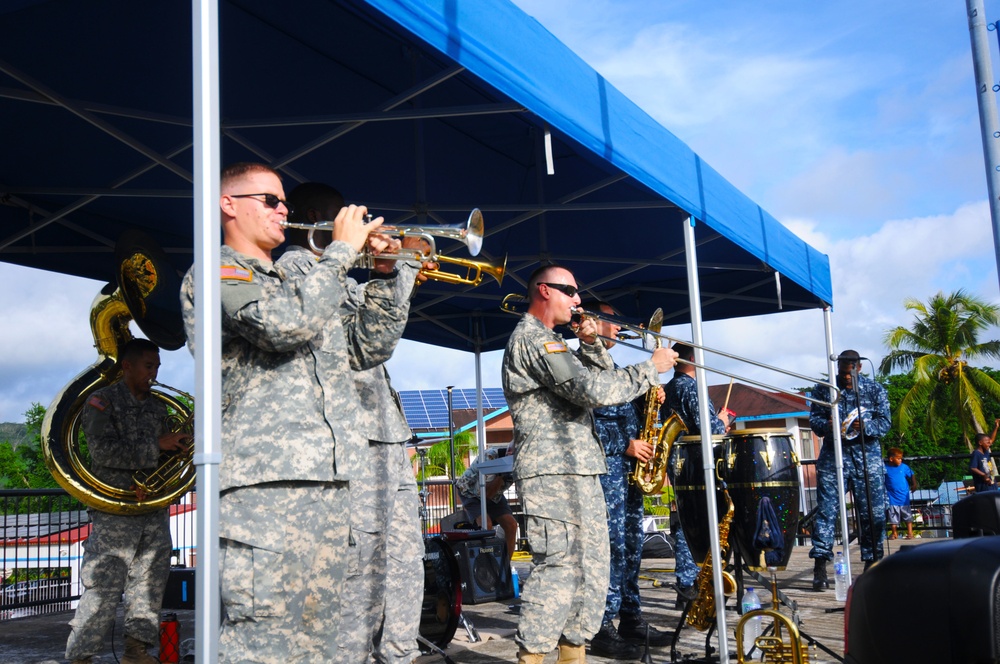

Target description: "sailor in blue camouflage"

left=662, top=343, right=730, bottom=597
left=180, top=163, right=384, bottom=663
left=277, top=188, right=426, bottom=664
left=582, top=300, right=671, bottom=655
left=502, top=266, right=677, bottom=662
left=809, top=351, right=890, bottom=567
left=65, top=339, right=189, bottom=664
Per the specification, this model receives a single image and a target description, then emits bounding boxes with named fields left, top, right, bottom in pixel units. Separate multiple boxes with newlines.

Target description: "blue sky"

left=2, top=1, right=1000, bottom=422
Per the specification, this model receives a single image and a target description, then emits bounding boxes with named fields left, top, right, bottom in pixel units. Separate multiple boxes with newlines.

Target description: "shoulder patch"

left=86, top=394, right=109, bottom=411
left=543, top=341, right=567, bottom=354
left=221, top=265, right=253, bottom=282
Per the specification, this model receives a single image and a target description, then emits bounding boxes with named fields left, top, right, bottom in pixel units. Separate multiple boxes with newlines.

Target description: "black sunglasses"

left=231, top=193, right=293, bottom=214
left=539, top=282, right=579, bottom=297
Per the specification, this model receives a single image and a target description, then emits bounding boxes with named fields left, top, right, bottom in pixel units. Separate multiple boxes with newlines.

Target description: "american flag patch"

left=220, top=265, right=252, bottom=282
left=87, top=394, right=108, bottom=411
left=543, top=341, right=567, bottom=354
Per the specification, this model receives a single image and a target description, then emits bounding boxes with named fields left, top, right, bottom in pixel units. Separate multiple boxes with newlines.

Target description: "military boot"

left=589, top=622, right=642, bottom=660
left=517, top=649, right=547, bottom=664
left=121, top=635, right=160, bottom=664
left=618, top=615, right=672, bottom=647
left=557, top=642, right=587, bottom=663
left=812, top=558, right=829, bottom=591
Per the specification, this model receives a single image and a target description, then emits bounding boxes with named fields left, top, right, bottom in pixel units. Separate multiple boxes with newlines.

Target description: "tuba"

left=735, top=571, right=810, bottom=663
left=41, top=230, right=194, bottom=515
left=629, top=308, right=687, bottom=495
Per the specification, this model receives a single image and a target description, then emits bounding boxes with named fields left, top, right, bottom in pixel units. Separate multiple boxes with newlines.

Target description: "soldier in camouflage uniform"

left=279, top=182, right=427, bottom=663
left=661, top=342, right=731, bottom=605
left=584, top=301, right=672, bottom=660
left=808, top=350, right=890, bottom=589
left=180, top=163, right=384, bottom=663
left=502, top=265, right=677, bottom=664
left=66, top=338, right=191, bottom=664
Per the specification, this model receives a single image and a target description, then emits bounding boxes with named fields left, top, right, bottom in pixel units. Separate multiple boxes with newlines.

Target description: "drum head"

left=420, top=537, right=461, bottom=651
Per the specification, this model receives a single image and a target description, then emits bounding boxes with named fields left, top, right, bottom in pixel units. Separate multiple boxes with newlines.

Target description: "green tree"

left=413, top=431, right=477, bottom=480
left=0, top=403, right=57, bottom=489
left=880, top=290, right=1000, bottom=450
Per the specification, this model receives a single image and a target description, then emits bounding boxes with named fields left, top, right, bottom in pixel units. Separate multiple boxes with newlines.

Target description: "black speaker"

left=845, top=537, right=1000, bottom=663
left=953, top=492, right=1000, bottom=538
left=162, top=567, right=195, bottom=610
left=448, top=536, right=513, bottom=605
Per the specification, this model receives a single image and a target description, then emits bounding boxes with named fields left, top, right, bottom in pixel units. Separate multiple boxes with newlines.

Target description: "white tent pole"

left=822, top=307, right=851, bottom=579
left=192, top=1, right=222, bottom=662
left=684, top=216, right=730, bottom=662
left=476, top=347, right=489, bottom=529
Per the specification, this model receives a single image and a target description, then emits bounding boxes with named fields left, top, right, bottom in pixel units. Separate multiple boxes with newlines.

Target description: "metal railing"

left=1, top=489, right=197, bottom=622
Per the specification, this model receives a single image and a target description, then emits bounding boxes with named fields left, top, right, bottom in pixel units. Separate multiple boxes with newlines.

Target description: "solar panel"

left=398, top=388, right=508, bottom=430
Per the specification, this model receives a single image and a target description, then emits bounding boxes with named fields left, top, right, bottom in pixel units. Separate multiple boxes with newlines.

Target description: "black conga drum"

left=724, top=429, right=801, bottom=570
left=420, top=536, right=461, bottom=651
left=671, top=434, right=729, bottom=562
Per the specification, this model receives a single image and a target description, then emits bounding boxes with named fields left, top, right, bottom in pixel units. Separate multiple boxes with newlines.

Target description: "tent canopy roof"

left=0, top=0, right=831, bottom=352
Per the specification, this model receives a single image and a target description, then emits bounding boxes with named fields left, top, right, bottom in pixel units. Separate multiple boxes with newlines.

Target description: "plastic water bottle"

left=510, top=564, right=520, bottom=598
left=834, top=550, right=849, bottom=601
left=740, top=586, right=762, bottom=655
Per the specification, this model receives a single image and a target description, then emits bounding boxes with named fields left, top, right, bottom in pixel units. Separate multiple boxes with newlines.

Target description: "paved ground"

left=0, top=538, right=936, bottom=664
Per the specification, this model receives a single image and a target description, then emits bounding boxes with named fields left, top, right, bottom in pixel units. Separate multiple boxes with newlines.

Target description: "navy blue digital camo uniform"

left=593, top=399, right=645, bottom=627
left=809, top=374, right=890, bottom=563
left=662, top=372, right=727, bottom=590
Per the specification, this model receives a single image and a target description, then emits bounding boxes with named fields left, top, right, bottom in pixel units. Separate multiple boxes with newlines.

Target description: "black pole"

left=447, top=385, right=456, bottom=510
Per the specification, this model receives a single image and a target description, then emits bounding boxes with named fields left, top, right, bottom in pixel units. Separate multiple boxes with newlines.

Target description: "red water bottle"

left=159, top=611, right=179, bottom=663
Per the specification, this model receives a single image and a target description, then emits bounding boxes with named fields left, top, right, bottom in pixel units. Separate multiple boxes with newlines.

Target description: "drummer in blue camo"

left=66, top=338, right=191, bottom=664
left=180, top=162, right=385, bottom=663
left=661, top=342, right=731, bottom=606
left=584, top=299, right=672, bottom=660
left=502, top=265, right=677, bottom=664
left=808, top=349, right=890, bottom=590
left=278, top=181, right=432, bottom=663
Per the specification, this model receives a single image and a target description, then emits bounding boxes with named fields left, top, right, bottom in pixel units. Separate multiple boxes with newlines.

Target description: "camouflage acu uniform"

left=662, top=373, right=727, bottom=588
left=65, top=381, right=173, bottom=661
left=502, top=313, right=660, bottom=654
left=809, top=375, right=890, bottom=563
left=181, top=241, right=375, bottom=663
left=593, top=398, right=646, bottom=626
left=276, top=246, right=423, bottom=663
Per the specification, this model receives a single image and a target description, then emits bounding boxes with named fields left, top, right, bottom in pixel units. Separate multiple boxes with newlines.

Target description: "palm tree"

left=880, top=290, right=1000, bottom=450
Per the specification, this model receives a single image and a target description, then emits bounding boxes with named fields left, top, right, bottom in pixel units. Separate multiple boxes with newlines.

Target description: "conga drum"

left=724, top=429, right=801, bottom=570
left=420, top=536, right=461, bottom=650
left=670, top=434, right=729, bottom=562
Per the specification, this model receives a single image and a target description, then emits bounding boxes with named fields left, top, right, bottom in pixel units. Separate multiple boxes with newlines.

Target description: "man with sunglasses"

left=278, top=181, right=433, bottom=664
left=502, top=265, right=677, bottom=664
left=180, top=162, right=384, bottom=663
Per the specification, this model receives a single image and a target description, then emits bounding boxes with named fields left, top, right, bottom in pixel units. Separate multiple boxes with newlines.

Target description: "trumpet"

left=498, top=294, right=840, bottom=407
left=281, top=208, right=484, bottom=259
left=423, top=253, right=506, bottom=287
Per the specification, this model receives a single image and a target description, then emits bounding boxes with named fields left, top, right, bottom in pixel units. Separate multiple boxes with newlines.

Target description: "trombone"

left=499, top=293, right=840, bottom=407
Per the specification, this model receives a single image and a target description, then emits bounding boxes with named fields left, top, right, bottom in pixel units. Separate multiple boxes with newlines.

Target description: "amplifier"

left=952, top=491, right=1000, bottom=538
left=161, top=567, right=195, bottom=610
left=845, top=537, right=1000, bottom=663
left=447, top=536, right=513, bottom=605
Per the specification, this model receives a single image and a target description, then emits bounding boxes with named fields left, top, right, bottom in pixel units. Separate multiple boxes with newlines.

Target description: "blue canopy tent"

left=0, top=1, right=841, bottom=660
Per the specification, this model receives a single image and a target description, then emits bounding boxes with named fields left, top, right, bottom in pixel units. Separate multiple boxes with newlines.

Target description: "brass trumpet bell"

left=424, top=253, right=506, bottom=287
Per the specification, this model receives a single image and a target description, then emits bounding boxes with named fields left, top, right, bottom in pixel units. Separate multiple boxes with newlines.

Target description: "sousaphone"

left=41, top=230, right=194, bottom=515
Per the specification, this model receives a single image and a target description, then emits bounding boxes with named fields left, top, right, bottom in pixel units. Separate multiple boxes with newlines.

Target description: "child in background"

left=884, top=447, right=917, bottom=540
